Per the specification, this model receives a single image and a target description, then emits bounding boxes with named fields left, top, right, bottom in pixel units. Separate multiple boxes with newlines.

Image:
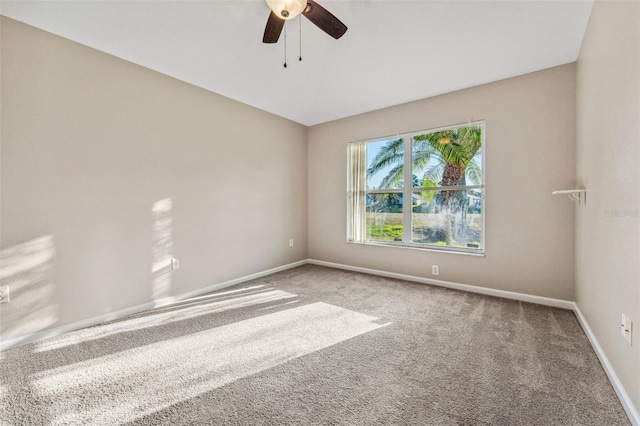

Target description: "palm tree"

left=367, top=125, right=482, bottom=245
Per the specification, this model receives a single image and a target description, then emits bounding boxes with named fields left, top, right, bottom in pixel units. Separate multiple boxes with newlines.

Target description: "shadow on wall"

left=0, top=236, right=58, bottom=345
left=152, top=198, right=173, bottom=303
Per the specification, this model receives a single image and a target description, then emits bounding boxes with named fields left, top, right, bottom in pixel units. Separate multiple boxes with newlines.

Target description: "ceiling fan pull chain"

left=299, top=16, right=302, bottom=61
left=283, top=22, right=288, bottom=68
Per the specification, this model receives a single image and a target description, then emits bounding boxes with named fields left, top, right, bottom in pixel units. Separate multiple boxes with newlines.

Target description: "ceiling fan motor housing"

left=266, top=0, right=308, bottom=20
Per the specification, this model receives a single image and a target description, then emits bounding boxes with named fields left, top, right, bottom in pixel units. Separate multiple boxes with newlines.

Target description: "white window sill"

left=347, top=240, right=486, bottom=257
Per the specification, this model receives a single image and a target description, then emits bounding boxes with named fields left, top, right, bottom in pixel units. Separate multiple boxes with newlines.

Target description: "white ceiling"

left=1, top=0, right=593, bottom=126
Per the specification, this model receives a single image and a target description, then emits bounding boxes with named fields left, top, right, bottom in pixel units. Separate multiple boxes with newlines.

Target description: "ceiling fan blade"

left=302, top=0, right=347, bottom=40
left=263, top=11, right=285, bottom=43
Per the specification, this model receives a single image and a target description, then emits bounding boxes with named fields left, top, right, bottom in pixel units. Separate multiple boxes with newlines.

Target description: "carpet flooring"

left=0, top=265, right=630, bottom=425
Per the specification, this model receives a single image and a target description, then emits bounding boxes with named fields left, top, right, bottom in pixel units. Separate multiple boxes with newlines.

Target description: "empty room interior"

left=1, top=0, right=639, bottom=424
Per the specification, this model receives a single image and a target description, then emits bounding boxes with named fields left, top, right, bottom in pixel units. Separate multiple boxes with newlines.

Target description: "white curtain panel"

left=347, top=142, right=367, bottom=243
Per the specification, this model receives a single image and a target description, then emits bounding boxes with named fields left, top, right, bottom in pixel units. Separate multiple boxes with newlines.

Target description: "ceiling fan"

left=262, top=0, right=348, bottom=43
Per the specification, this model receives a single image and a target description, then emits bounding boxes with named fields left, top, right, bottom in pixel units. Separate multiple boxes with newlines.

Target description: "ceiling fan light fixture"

left=266, top=0, right=308, bottom=20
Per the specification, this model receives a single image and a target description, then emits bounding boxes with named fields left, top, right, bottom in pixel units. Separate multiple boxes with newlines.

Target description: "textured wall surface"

left=1, top=17, right=308, bottom=340
left=575, top=0, right=640, bottom=415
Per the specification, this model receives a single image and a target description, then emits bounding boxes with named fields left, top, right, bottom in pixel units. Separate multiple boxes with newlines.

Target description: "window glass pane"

left=366, top=193, right=403, bottom=243
left=350, top=121, right=484, bottom=253
left=366, top=138, right=404, bottom=190
left=412, top=189, right=483, bottom=250
left=412, top=125, right=483, bottom=188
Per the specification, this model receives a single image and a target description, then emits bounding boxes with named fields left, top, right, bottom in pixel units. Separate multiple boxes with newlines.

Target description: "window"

left=348, top=121, right=484, bottom=254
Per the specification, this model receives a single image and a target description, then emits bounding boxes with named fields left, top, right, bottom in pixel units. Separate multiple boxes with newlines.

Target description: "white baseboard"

left=0, top=258, right=573, bottom=351
left=573, top=304, right=640, bottom=426
left=0, top=259, right=307, bottom=352
left=307, top=259, right=575, bottom=310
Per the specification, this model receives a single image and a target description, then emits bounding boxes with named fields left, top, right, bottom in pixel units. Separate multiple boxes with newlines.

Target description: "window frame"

left=348, top=120, right=486, bottom=255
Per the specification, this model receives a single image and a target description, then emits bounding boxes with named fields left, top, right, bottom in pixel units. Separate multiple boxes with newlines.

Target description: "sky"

left=366, top=138, right=483, bottom=190
left=366, top=138, right=401, bottom=190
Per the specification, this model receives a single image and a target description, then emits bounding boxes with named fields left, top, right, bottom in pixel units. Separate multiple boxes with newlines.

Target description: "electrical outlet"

left=0, top=286, right=9, bottom=303
left=289, top=239, right=294, bottom=247
left=621, top=314, right=632, bottom=345
left=432, top=265, right=439, bottom=276
left=171, top=258, right=180, bottom=270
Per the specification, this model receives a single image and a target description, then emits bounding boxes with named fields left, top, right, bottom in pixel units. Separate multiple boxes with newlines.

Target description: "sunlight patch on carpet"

left=176, top=285, right=267, bottom=303
left=34, top=289, right=297, bottom=352
left=258, top=299, right=300, bottom=311
left=32, top=302, right=388, bottom=425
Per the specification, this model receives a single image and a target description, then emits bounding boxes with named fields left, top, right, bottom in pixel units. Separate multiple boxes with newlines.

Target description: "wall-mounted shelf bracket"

left=552, top=189, right=586, bottom=204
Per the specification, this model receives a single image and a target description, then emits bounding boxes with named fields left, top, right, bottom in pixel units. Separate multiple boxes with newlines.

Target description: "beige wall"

left=0, top=17, right=308, bottom=340
left=308, top=64, right=577, bottom=301
left=576, top=0, right=640, bottom=414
